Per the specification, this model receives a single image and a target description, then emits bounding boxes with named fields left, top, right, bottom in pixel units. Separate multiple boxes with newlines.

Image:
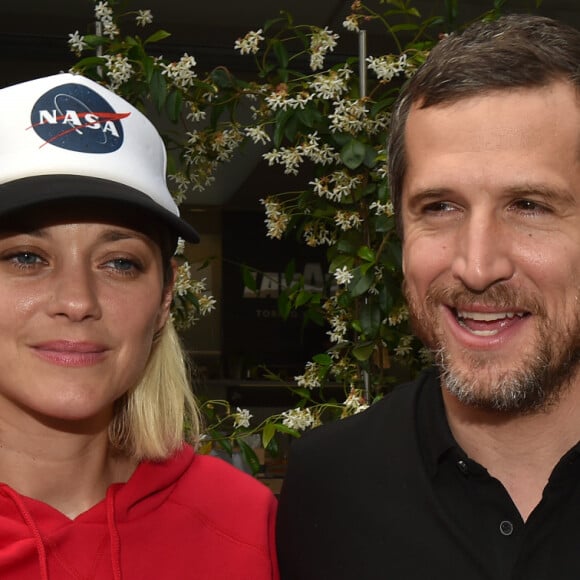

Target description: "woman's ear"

left=157, top=259, right=177, bottom=331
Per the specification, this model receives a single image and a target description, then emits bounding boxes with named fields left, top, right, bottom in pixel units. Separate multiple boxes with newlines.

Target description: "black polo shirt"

left=276, top=368, right=580, bottom=579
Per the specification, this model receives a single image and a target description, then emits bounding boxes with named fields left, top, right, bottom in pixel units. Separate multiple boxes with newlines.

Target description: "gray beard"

left=434, top=341, right=555, bottom=414
left=406, top=283, right=580, bottom=415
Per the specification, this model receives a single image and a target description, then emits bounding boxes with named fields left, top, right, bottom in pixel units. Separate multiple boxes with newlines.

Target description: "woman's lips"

left=31, top=341, right=108, bottom=367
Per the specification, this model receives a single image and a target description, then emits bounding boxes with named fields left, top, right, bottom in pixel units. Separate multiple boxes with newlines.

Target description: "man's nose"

left=450, top=214, right=515, bottom=292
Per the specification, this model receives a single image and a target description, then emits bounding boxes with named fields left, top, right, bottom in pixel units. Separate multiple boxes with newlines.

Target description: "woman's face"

left=0, top=204, right=174, bottom=428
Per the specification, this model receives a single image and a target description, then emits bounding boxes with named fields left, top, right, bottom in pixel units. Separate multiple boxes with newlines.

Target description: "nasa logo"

left=30, top=82, right=130, bottom=153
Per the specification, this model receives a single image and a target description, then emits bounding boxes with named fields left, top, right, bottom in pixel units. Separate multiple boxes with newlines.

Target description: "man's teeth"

left=456, top=310, right=525, bottom=321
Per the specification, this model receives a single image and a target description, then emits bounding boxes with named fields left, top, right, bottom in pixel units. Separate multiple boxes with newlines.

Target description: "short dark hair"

left=387, top=14, right=580, bottom=236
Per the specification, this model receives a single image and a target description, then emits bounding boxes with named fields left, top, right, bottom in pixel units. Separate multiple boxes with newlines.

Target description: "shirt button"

left=456, top=460, right=469, bottom=474
left=499, top=520, right=514, bottom=536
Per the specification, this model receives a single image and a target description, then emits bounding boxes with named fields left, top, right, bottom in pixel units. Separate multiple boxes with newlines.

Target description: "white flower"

left=68, top=31, right=87, bottom=55
left=327, top=315, right=348, bottom=344
left=265, top=87, right=290, bottom=111
left=344, top=389, right=368, bottom=412
left=233, top=407, right=253, bottom=429
left=282, top=407, right=315, bottom=431
left=245, top=126, right=271, bottom=145
left=334, top=266, right=353, bottom=286
left=103, top=54, right=133, bottom=89
left=136, top=9, right=153, bottom=27
left=161, top=53, right=197, bottom=89
left=309, top=27, right=339, bottom=71
left=174, top=262, right=192, bottom=296
left=343, top=14, right=360, bottom=32
left=369, top=200, right=394, bottom=217
left=309, top=68, right=350, bottom=100
left=210, top=127, right=244, bottom=162
left=328, top=98, right=369, bottom=134
left=263, top=147, right=304, bottom=175
left=387, top=305, right=409, bottom=326
left=174, top=238, right=186, bottom=256
left=334, top=210, right=362, bottom=231
left=367, top=53, right=408, bottom=82
left=294, top=362, right=321, bottom=389
left=234, top=29, right=265, bottom=55
left=101, top=19, right=119, bottom=39
left=94, top=1, right=113, bottom=20
left=303, top=222, right=336, bottom=247
left=198, top=295, right=217, bottom=316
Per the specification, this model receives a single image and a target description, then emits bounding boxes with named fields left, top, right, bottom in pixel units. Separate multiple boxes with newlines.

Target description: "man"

left=276, top=14, right=580, bottom=579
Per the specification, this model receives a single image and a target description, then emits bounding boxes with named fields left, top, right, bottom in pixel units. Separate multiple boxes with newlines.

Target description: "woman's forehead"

left=0, top=200, right=168, bottom=243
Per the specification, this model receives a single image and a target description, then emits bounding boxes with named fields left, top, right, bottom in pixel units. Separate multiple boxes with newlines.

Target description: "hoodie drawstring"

left=106, top=486, right=122, bottom=580
left=1, top=485, right=49, bottom=580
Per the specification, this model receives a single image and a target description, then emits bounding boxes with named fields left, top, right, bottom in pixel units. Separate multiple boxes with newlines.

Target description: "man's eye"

left=423, top=201, right=457, bottom=213
left=511, top=199, right=548, bottom=213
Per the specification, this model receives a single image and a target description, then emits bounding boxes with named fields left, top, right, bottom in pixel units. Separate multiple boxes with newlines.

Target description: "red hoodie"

left=0, top=445, right=279, bottom=579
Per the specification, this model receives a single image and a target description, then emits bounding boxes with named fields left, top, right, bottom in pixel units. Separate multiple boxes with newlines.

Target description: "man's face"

left=400, top=81, right=580, bottom=413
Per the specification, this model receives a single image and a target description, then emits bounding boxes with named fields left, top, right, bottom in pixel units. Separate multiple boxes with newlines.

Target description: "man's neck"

left=442, top=381, right=580, bottom=521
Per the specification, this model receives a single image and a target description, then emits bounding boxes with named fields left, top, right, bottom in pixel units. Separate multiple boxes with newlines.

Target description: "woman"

left=0, top=73, right=278, bottom=579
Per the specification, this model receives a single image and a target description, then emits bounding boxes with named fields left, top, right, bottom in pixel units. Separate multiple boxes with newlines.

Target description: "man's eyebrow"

left=404, top=188, right=453, bottom=206
left=504, top=183, right=577, bottom=205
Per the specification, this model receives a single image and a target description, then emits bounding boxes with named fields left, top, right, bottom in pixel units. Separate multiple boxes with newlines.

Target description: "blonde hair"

left=109, top=319, right=201, bottom=460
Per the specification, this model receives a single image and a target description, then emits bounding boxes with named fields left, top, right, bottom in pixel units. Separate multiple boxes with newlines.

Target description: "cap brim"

left=0, top=175, right=200, bottom=243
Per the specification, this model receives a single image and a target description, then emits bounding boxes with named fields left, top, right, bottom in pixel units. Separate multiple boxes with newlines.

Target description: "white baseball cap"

left=0, top=72, right=199, bottom=242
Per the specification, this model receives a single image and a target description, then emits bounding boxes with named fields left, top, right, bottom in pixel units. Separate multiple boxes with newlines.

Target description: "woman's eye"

left=9, top=252, right=43, bottom=267
left=105, top=258, right=142, bottom=274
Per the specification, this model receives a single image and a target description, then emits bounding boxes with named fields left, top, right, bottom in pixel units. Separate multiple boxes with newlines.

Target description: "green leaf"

left=363, top=145, right=379, bottom=169
left=352, top=342, right=375, bottom=361
left=328, top=254, right=354, bottom=275
left=165, top=89, right=183, bottom=123
left=340, top=139, right=366, bottom=170
left=312, top=353, right=333, bottom=366
left=211, top=68, right=234, bottom=89
left=284, top=260, right=296, bottom=286
left=378, top=284, right=393, bottom=313
left=145, top=29, right=172, bottom=44
left=272, top=39, right=289, bottom=68
left=297, top=107, right=324, bottom=128
left=238, top=440, right=261, bottom=475
left=142, top=55, right=155, bottom=83
left=209, top=102, right=226, bottom=130
left=273, top=109, right=293, bottom=147
left=262, top=423, right=277, bottom=449
left=359, top=303, right=381, bottom=338
left=149, top=69, right=167, bottom=111
left=241, top=265, right=257, bottom=292
left=82, top=34, right=109, bottom=49
left=278, top=291, right=291, bottom=319
left=295, top=291, right=312, bottom=308
left=274, top=423, right=300, bottom=437
left=73, top=56, right=106, bottom=70
left=373, top=215, right=395, bottom=233
left=390, top=23, right=420, bottom=33
left=357, top=246, right=376, bottom=263
left=284, top=113, right=300, bottom=142
left=348, top=268, right=374, bottom=297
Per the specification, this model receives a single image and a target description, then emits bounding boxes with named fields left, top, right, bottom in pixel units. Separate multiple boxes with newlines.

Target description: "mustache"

left=404, top=281, right=546, bottom=317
